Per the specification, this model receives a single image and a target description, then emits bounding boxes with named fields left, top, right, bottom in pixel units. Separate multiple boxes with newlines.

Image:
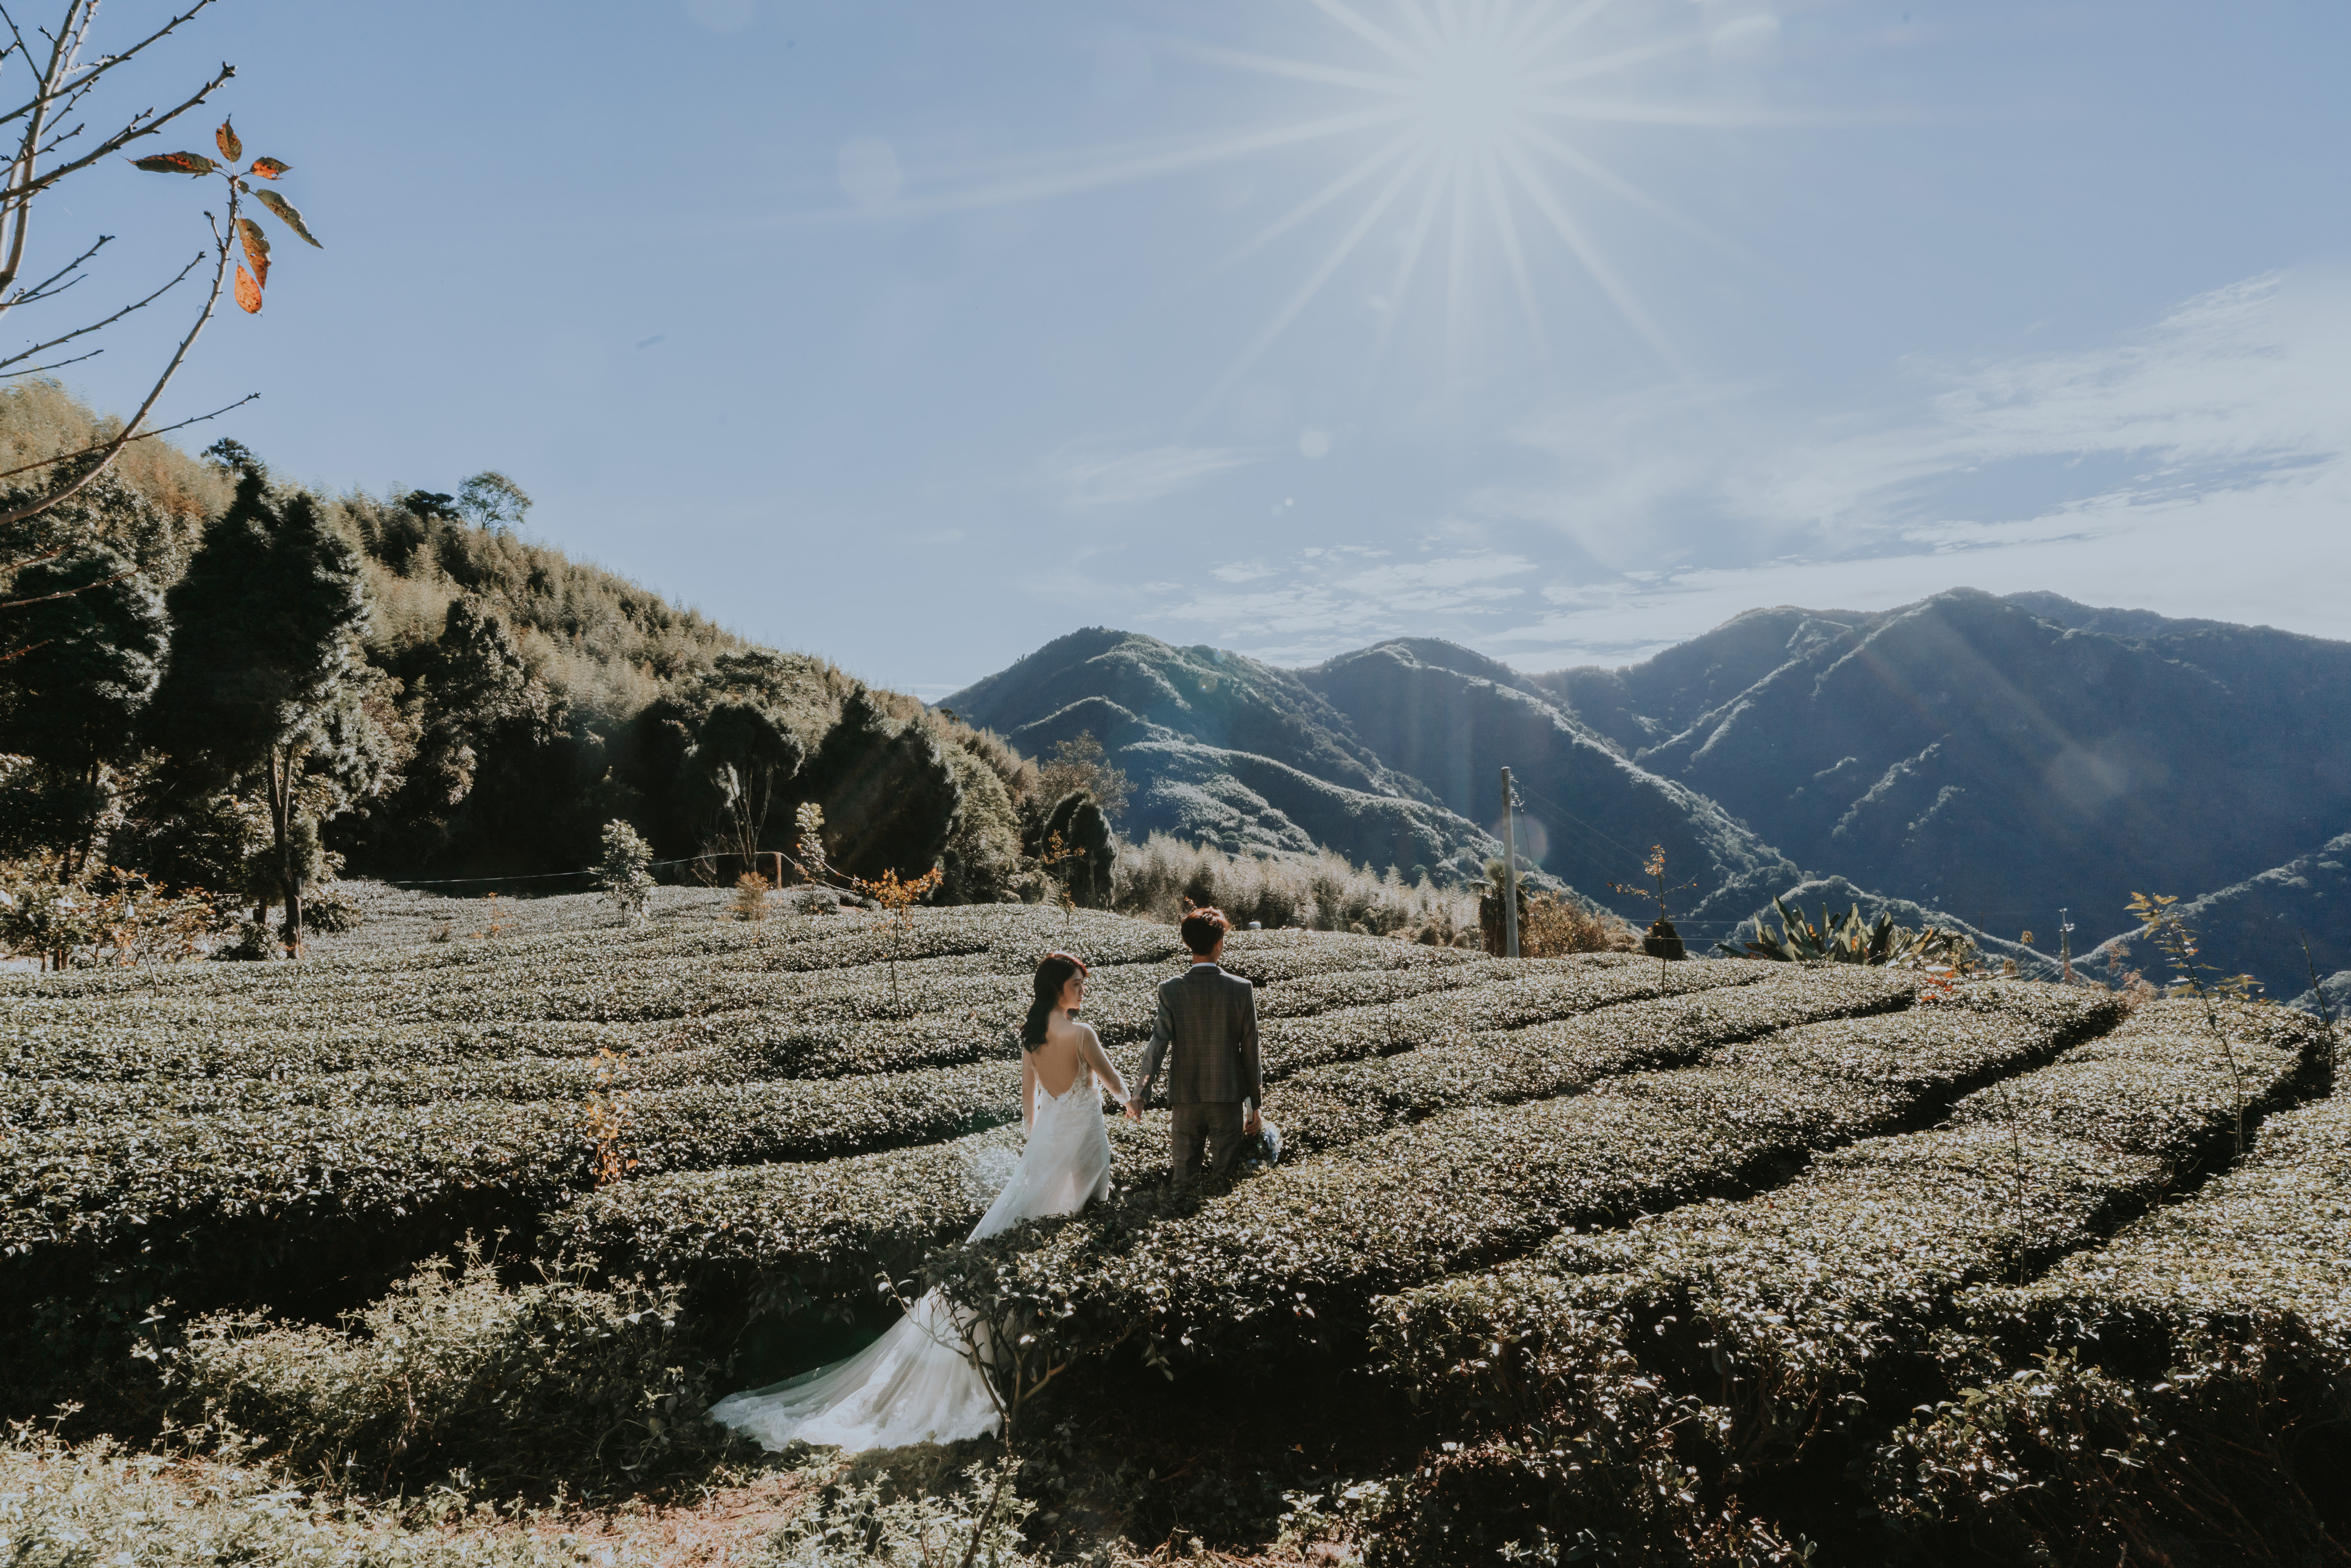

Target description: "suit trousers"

left=1169, top=1100, right=1247, bottom=1186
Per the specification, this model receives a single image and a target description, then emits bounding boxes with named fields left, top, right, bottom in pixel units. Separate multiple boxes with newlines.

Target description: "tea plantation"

left=3, top=900, right=2343, bottom=1565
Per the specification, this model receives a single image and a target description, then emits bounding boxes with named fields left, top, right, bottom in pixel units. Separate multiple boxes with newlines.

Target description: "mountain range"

left=946, top=588, right=2351, bottom=1010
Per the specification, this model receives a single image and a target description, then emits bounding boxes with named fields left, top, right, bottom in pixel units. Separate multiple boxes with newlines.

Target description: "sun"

left=1183, top=0, right=1725, bottom=402
left=826, top=0, right=1753, bottom=405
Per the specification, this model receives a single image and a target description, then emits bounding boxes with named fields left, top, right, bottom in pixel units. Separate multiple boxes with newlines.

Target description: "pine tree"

left=799, top=687, right=959, bottom=880
left=149, top=467, right=381, bottom=949
left=0, top=543, right=166, bottom=870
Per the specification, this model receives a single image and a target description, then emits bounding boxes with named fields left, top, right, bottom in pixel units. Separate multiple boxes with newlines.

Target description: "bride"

left=708, top=951, right=1130, bottom=1451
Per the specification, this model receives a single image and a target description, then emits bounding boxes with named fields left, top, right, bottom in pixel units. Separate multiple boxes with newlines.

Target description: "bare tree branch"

left=7, top=227, right=107, bottom=304
left=0, top=0, right=218, bottom=133
left=0, top=59, right=236, bottom=212
left=0, top=342, right=100, bottom=374
left=0, top=542, right=66, bottom=573
left=0, top=389, right=254, bottom=483
left=0, top=564, right=124, bottom=608
left=0, top=245, right=199, bottom=367
left=0, top=179, right=235, bottom=529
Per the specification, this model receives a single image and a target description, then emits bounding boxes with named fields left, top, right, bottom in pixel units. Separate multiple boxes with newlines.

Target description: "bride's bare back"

left=1024, top=1010, right=1125, bottom=1125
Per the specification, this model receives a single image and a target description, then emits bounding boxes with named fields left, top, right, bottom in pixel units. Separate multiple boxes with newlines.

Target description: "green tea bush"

left=2, top=1057, right=1034, bottom=1331
left=547, top=965, right=1842, bottom=1327
left=1268, top=967, right=1915, bottom=1158
left=937, top=985, right=2118, bottom=1375
left=0, top=1431, right=602, bottom=1567
left=1874, top=1087, right=2351, bottom=1564
left=1362, top=997, right=2322, bottom=1564
left=164, top=1249, right=738, bottom=1496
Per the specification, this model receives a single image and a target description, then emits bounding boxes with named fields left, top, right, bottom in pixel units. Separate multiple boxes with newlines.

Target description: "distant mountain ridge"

left=947, top=590, right=2351, bottom=1006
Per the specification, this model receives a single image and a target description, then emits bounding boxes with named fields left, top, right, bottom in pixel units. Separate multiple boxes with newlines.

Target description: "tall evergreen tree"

left=800, top=688, right=959, bottom=881
left=149, top=468, right=382, bottom=947
left=0, top=543, right=166, bottom=870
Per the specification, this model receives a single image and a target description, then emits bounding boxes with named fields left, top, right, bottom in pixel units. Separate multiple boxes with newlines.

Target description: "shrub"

left=546, top=966, right=1867, bottom=1325
left=0, top=1430, right=597, bottom=1566
left=1113, top=831, right=1476, bottom=938
left=730, top=870, right=772, bottom=922
left=165, top=1246, right=738, bottom=1495
left=1362, top=996, right=2323, bottom=1564
left=595, top=819, right=655, bottom=921
left=936, top=983, right=2116, bottom=1375
left=1875, top=1086, right=2351, bottom=1563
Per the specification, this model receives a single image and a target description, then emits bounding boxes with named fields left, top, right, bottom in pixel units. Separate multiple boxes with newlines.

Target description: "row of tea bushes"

left=2, top=1057, right=1035, bottom=1324
left=1266, top=968, right=1916, bottom=1158
left=548, top=971, right=1912, bottom=1326
left=1, top=946, right=1505, bottom=1106
left=1874, top=1081, right=2350, bottom=1564
left=3, top=976, right=1142, bottom=1129
left=160, top=1251, right=735, bottom=1498
left=2, top=954, right=1164, bottom=1090
left=935, top=984, right=2125, bottom=1373
left=548, top=1117, right=1170, bottom=1326
left=0, top=906, right=1196, bottom=1036
left=3, top=919, right=1501, bottom=1092
left=1249, top=959, right=1771, bottom=1080
left=9, top=953, right=1633, bottom=1322
left=1363, top=998, right=2326, bottom=1564
left=0, top=1430, right=625, bottom=1566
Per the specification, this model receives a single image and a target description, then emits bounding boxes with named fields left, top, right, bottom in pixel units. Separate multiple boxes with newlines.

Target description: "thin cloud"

left=1480, top=270, right=2351, bottom=667
left=1047, top=442, right=1267, bottom=508
left=1146, top=547, right=1538, bottom=662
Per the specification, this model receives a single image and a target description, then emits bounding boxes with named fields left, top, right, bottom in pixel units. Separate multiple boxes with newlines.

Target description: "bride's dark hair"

left=1021, top=951, right=1089, bottom=1050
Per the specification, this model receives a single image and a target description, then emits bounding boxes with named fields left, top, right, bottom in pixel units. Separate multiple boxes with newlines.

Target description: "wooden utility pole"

left=1500, top=766, right=1521, bottom=959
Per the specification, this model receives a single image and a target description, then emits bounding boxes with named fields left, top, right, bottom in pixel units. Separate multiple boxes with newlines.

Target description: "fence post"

left=1501, top=766, right=1521, bottom=960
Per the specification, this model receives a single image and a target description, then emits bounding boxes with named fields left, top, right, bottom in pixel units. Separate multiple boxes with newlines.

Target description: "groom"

left=1126, top=905, right=1263, bottom=1186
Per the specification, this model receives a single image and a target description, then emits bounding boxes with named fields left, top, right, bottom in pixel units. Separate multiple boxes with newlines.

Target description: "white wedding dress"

left=707, top=1069, right=1116, bottom=1451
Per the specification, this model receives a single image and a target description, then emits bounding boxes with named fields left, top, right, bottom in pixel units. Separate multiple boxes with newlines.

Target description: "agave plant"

left=1727, top=897, right=1972, bottom=968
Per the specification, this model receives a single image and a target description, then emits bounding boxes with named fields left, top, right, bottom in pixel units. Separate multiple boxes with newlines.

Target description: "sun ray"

left=1523, top=97, right=1879, bottom=127
left=1300, top=0, right=1427, bottom=72
left=1510, top=116, right=1737, bottom=256
left=1369, top=159, right=1453, bottom=367
left=1510, top=0, right=1618, bottom=61
left=1478, top=142, right=1552, bottom=365
left=1388, top=0, right=1451, bottom=56
left=1161, top=40, right=1419, bottom=97
left=768, top=102, right=1425, bottom=225
left=1524, top=34, right=1709, bottom=89
left=1494, top=133, right=1680, bottom=367
left=1494, top=0, right=1568, bottom=55
left=1445, top=159, right=1473, bottom=387
left=781, top=0, right=1781, bottom=389
left=1199, top=142, right=1438, bottom=418
left=1223, top=125, right=1426, bottom=268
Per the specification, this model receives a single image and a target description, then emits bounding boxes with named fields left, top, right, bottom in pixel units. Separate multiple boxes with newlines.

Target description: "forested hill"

left=954, top=592, right=2351, bottom=1005
left=0, top=382, right=1064, bottom=932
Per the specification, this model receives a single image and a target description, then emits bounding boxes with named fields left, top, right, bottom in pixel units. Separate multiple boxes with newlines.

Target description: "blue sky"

left=57, top=0, right=2351, bottom=695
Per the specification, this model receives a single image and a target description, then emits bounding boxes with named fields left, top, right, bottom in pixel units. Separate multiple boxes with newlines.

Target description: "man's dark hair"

left=1180, top=905, right=1232, bottom=956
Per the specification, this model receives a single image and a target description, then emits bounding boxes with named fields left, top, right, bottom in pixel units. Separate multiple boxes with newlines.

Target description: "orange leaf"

left=215, top=118, right=242, bottom=162
left=131, top=151, right=216, bottom=175
left=235, top=217, right=271, bottom=287
left=248, top=157, right=289, bottom=179
left=234, top=262, right=261, bottom=314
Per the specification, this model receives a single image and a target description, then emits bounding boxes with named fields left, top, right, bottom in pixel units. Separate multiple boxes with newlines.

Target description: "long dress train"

left=706, top=1071, right=1115, bottom=1451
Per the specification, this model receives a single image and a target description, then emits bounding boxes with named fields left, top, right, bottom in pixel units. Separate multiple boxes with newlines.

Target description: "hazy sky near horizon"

left=57, top=1, right=2351, bottom=695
